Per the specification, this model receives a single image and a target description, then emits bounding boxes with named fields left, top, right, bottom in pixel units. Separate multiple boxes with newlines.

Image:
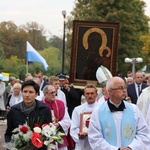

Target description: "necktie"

left=138, top=85, right=141, bottom=96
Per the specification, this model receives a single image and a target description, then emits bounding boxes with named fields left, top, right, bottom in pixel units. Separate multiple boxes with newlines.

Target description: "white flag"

left=26, top=41, right=48, bottom=71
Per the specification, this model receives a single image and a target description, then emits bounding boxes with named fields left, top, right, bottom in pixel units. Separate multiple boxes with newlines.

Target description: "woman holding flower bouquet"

left=43, top=85, right=71, bottom=150
left=4, top=80, right=52, bottom=150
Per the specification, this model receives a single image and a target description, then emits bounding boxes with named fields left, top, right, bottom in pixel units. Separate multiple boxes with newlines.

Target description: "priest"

left=88, top=77, right=150, bottom=150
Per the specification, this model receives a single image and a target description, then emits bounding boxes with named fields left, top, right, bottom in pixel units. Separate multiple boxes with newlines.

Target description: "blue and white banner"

left=26, top=41, right=48, bottom=71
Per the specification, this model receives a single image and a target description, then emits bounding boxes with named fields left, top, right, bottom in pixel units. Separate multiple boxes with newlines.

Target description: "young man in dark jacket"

left=5, top=80, right=52, bottom=150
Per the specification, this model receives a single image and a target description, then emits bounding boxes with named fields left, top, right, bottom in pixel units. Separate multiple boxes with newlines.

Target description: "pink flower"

left=20, top=126, right=29, bottom=134
left=41, top=124, right=49, bottom=128
left=31, top=132, right=44, bottom=148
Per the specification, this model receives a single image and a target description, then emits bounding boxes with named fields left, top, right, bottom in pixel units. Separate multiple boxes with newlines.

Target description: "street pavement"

left=0, top=120, right=7, bottom=150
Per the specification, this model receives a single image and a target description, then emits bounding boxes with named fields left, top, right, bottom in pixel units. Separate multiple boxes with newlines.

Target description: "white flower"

left=11, top=121, right=64, bottom=149
left=42, top=124, right=56, bottom=137
left=23, top=130, right=32, bottom=142
left=33, top=127, right=42, bottom=133
left=44, top=139, right=53, bottom=146
left=12, top=134, right=19, bottom=140
left=12, top=128, right=19, bottom=133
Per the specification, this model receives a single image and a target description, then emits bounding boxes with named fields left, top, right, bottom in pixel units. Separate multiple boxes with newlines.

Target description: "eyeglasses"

left=47, top=91, right=56, bottom=95
left=111, top=86, right=127, bottom=91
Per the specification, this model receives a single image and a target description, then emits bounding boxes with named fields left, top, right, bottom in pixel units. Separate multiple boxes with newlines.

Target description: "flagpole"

left=26, top=61, right=28, bottom=74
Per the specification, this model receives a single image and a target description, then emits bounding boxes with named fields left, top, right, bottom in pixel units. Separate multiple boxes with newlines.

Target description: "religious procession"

left=1, top=0, right=150, bottom=149
left=0, top=63, right=150, bottom=150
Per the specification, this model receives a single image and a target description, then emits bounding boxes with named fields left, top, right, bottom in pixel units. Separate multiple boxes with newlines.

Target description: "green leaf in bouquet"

left=57, top=131, right=65, bottom=136
left=51, top=136, right=60, bottom=140
left=56, top=138, right=64, bottom=144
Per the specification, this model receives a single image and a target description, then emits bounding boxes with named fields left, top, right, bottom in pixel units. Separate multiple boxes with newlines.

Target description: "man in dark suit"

left=127, top=71, right=148, bottom=104
left=34, top=70, right=49, bottom=91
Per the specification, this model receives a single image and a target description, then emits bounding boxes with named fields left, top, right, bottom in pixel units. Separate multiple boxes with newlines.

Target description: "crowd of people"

left=0, top=66, right=150, bottom=150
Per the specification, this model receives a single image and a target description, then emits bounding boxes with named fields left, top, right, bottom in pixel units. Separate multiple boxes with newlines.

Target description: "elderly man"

left=43, top=85, right=71, bottom=150
left=88, top=77, right=150, bottom=150
left=70, top=84, right=98, bottom=150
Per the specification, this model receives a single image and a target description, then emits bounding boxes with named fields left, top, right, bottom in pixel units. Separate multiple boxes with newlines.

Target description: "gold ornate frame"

left=70, top=20, right=120, bottom=85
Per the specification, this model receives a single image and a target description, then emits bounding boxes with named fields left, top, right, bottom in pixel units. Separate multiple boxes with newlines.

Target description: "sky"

left=0, top=0, right=150, bottom=37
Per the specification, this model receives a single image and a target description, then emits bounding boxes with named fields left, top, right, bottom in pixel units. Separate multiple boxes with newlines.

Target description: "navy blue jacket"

left=127, top=83, right=148, bottom=104
left=41, top=80, right=49, bottom=91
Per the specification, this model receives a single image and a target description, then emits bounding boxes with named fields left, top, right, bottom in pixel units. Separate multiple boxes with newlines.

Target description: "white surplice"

left=70, top=102, right=98, bottom=150
left=56, top=88, right=67, bottom=106
left=88, top=101, right=150, bottom=150
left=98, top=95, right=105, bottom=104
left=137, top=86, right=150, bottom=119
left=146, top=104, right=150, bottom=127
left=57, top=103, right=70, bottom=150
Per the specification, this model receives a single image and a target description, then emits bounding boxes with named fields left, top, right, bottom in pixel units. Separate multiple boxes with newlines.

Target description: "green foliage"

left=48, top=35, right=63, bottom=50
left=0, top=21, right=61, bottom=78
left=1, top=46, right=61, bottom=79
left=2, top=56, right=26, bottom=79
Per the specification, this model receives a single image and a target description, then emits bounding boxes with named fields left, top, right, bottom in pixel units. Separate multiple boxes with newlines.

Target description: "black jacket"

left=61, top=86, right=81, bottom=118
left=5, top=100, right=52, bottom=149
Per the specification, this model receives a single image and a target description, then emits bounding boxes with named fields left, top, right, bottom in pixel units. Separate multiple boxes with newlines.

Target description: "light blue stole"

left=98, top=101, right=135, bottom=147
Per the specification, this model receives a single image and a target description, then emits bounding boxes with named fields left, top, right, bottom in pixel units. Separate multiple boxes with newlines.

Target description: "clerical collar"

left=109, top=99, right=121, bottom=108
left=107, top=99, right=126, bottom=112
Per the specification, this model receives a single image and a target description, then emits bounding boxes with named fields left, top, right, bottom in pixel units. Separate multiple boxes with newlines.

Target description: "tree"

left=0, top=21, right=50, bottom=60
left=0, top=21, right=29, bottom=59
left=0, top=21, right=20, bottom=58
left=22, top=21, right=49, bottom=50
left=48, top=35, right=63, bottom=50
left=67, top=0, right=150, bottom=75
